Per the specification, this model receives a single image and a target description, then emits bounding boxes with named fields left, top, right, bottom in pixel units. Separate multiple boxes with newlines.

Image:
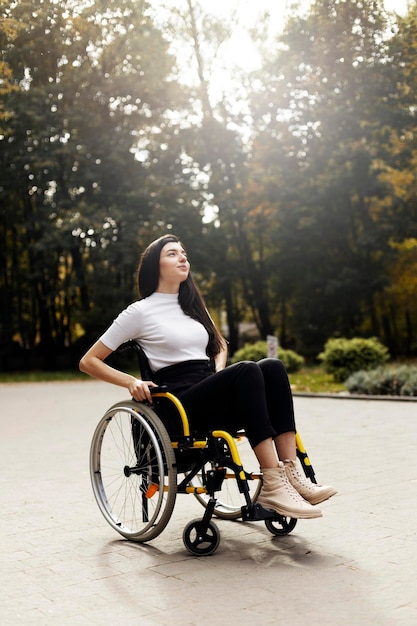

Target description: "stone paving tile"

left=1, top=382, right=416, bottom=625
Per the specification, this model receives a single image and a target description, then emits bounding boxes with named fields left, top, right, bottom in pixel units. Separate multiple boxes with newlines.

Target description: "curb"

left=293, top=391, right=417, bottom=402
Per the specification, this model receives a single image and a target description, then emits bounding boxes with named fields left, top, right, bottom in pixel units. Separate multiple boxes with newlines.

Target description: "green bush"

left=345, top=365, right=417, bottom=396
left=401, top=372, right=417, bottom=396
left=231, top=341, right=305, bottom=373
left=231, top=340, right=267, bottom=364
left=279, top=349, right=305, bottom=373
left=318, top=337, right=389, bottom=382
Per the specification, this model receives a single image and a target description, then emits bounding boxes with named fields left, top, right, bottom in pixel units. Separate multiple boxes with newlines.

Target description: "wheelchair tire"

left=183, top=519, right=220, bottom=556
left=191, top=436, right=262, bottom=520
left=265, top=516, right=297, bottom=536
left=90, top=400, right=177, bottom=543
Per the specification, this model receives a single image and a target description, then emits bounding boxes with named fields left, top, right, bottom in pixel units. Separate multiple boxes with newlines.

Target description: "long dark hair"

left=137, top=235, right=225, bottom=358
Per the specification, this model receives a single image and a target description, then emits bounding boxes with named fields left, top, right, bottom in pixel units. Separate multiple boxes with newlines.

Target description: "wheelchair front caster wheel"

left=265, top=516, right=297, bottom=536
left=183, top=519, right=220, bottom=556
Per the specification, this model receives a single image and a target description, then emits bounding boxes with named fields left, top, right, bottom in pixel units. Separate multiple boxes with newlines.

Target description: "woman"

left=80, top=234, right=336, bottom=519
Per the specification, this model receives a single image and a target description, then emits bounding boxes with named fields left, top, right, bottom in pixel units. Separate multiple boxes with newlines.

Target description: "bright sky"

left=213, top=0, right=411, bottom=70
left=149, top=0, right=411, bottom=101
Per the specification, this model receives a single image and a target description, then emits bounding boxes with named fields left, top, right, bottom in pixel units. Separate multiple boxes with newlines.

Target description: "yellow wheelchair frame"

left=89, top=343, right=317, bottom=556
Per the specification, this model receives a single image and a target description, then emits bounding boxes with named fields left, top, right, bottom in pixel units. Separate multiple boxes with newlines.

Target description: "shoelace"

left=282, top=472, right=308, bottom=502
left=285, top=461, right=317, bottom=489
left=293, top=470, right=314, bottom=488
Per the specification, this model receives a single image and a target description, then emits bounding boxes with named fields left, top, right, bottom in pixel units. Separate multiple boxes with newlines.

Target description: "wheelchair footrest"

left=241, top=502, right=278, bottom=522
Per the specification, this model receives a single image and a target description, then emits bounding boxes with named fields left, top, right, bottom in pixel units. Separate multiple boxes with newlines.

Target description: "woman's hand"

left=80, top=340, right=157, bottom=402
left=128, top=378, right=158, bottom=403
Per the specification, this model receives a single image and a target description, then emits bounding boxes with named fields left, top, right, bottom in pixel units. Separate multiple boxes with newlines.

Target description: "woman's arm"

left=214, top=340, right=228, bottom=372
left=79, top=340, right=157, bottom=403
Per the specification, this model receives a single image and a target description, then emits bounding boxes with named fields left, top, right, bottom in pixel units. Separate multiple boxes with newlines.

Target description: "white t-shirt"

left=99, top=292, right=209, bottom=372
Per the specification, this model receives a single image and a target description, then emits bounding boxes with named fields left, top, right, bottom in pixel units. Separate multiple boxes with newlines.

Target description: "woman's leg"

left=256, top=359, right=298, bottom=459
left=178, top=361, right=277, bottom=447
left=257, top=358, right=296, bottom=437
left=179, top=362, right=322, bottom=518
left=275, top=431, right=297, bottom=460
left=179, top=360, right=298, bottom=464
left=253, top=437, right=279, bottom=469
left=258, top=358, right=337, bottom=505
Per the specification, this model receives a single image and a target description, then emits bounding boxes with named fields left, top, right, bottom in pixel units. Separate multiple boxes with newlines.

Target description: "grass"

left=289, top=366, right=345, bottom=394
left=0, top=364, right=345, bottom=393
left=0, top=370, right=87, bottom=383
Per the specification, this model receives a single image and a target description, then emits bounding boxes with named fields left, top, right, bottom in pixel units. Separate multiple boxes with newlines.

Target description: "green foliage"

left=0, top=0, right=180, bottom=367
left=2, top=0, right=417, bottom=371
left=345, top=366, right=417, bottom=397
left=248, top=0, right=417, bottom=357
left=278, top=348, right=305, bottom=373
left=231, top=341, right=305, bottom=373
left=231, top=341, right=267, bottom=363
left=318, top=337, right=390, bottom=382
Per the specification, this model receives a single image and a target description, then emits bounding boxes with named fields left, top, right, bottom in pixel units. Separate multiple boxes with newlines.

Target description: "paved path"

left=1, top=381, right=416, bottom=625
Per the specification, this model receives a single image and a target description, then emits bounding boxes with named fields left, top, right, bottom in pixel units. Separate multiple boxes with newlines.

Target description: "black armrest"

left=151, top=385, right=168, bottom=394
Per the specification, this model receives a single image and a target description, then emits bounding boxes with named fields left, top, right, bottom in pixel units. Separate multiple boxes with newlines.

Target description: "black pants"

left=154, top=359, right=296, bottom=448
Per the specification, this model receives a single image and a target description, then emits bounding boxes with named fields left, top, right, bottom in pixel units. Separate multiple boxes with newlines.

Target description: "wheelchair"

left=89, top=341, right=318, bottom=556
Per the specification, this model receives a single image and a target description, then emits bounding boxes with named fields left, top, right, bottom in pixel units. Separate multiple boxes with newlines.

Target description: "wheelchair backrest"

left=117, top=340, right=154, bottom=381
left=116, top=340, right=188, bottom=437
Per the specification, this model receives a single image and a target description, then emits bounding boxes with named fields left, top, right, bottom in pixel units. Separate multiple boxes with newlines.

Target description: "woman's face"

left=157, top=241, right=190, bottom=292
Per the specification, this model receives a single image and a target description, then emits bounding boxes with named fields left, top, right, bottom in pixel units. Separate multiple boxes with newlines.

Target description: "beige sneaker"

left=284, top=459, right=337, bottom=505
left=257, top=464, right=322, bottom=519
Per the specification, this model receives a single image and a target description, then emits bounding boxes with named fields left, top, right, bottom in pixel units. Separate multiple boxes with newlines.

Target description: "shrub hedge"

left=345, top=365, right=417, bottom=396
left=318, top=337, right=389, bottom=382
left=231, top=341, right=305, bottom=373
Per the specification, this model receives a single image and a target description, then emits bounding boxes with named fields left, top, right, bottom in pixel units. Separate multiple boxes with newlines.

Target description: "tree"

left=2, top=0, right=417, bottom=370
left=145, top=0, right=253, bottom=352
left=0, top=0, right=179, bottom=367
left=376, top=239, right=417, bottom=355
left=245, top=0, right=404, bottom=355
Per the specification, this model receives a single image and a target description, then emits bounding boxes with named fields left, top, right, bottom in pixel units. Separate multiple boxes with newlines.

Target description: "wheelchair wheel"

left=183, top=519, right=220, bottom=556
left=191, top=435, right=262, bottom=520
left=265, top=516, right=297, bottom=536
left=90, top=400, right=177, bottom=542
